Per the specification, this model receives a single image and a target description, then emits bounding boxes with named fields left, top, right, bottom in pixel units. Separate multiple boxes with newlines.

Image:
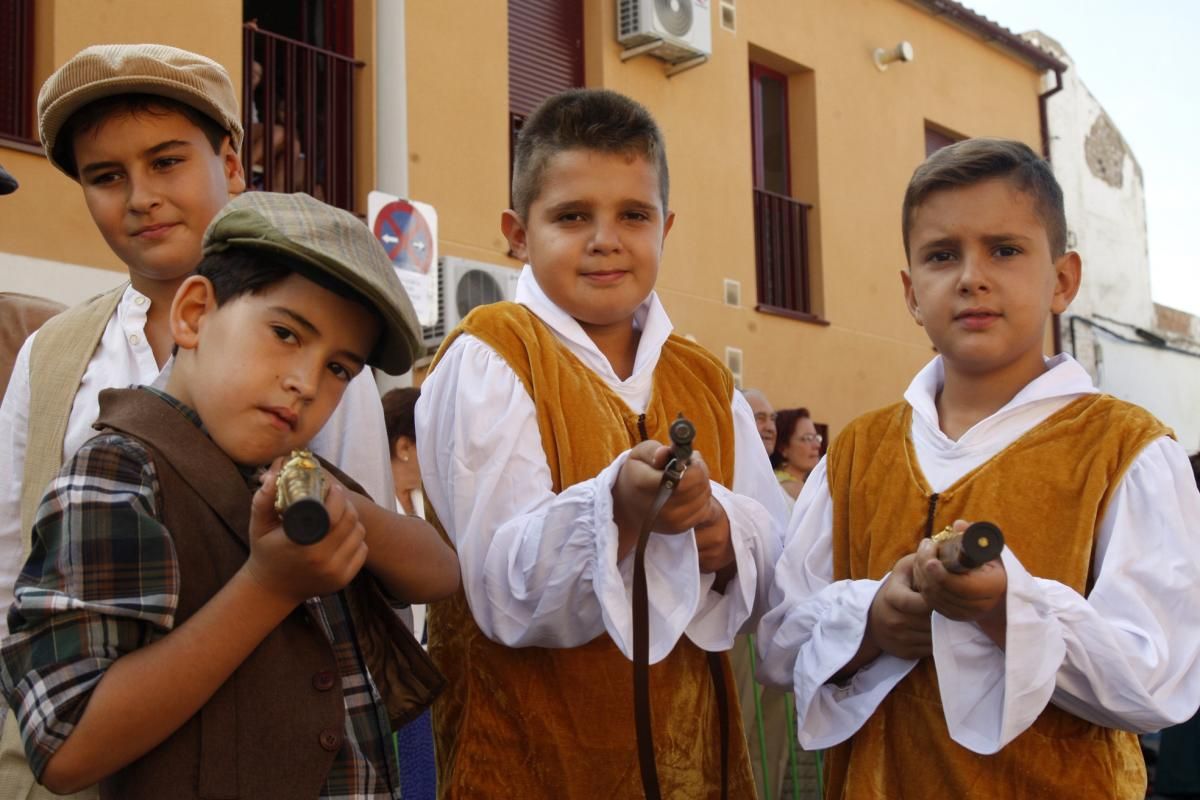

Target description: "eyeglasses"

left=798, top=433, right=823, bottom=445
left=753, top=412, right=778, bottom=424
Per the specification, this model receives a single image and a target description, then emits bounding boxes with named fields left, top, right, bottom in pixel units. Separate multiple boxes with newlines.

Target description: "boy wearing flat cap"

left=0, top=44, right=397, bottom=661
left=0, top=192, right=459, bottom=799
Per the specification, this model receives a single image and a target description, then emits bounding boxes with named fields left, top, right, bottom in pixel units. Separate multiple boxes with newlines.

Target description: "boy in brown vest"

left=756, top=138, right=1200, bottom=798
left=416, top=89, right=789, bottom=798
left=0, top=47, right=397, bottom=797
left=0, top=191, right=459, bottom=799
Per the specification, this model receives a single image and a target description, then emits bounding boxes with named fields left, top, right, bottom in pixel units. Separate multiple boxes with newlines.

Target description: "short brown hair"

left=57, top=94, right=228, bottom=178
left=382, top=387, right=421, bottom=454
left=901, top=138, right=1067, bottom=260
left=770, top=407, right=811, bottom=470
left=511, top=88, right=669, bottom=220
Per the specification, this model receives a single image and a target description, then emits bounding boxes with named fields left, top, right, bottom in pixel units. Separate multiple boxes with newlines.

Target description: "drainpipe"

left=1039, top=66, right=1066, bottom=354
left=376, top=0, right=408, bottom=198
left=375, top=0, right=413, bottom=390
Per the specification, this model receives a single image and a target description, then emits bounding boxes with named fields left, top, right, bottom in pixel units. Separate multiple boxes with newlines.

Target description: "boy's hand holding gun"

left=913, top=519, right=1008, bottom=647
left=244, top=454, right=368, bottom=607
left=612, top=419, right=734, bottom=576
left=844, top=520, right=1007, bottom=679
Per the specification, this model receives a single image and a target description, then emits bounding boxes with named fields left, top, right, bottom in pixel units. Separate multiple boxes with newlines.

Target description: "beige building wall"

left=0, top=0, right=243, bottom=276
left=1, top=0, right=1049, bottom=439
left=0, top=0, right=378, bottom=288
left=406, top=0, right=1046, bottom=435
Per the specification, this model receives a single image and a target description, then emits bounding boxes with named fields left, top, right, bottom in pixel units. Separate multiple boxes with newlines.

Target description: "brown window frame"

left=750, top=61, right=821, bottom=322
left=0, top=0, right=38, bottom=149
left=242, top=18, right=364, bottom=213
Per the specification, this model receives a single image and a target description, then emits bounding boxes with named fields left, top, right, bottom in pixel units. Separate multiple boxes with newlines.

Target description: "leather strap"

left=632, top=461, right=729, bottom=800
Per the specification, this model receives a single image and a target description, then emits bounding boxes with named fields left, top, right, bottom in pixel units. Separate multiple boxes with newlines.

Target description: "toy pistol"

left=275, top=449, right=330, bottom=545
left=931, top=521, right=1004, bottom=573
left=663, top=413, right=695, bottom=488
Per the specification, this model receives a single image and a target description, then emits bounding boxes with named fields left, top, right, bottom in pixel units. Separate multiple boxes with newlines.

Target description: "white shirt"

left=755, top=354, right=1200, bottom=754
left=415, top=266, right=788, bottom=663
left=0, top=285, right=394, bottom=635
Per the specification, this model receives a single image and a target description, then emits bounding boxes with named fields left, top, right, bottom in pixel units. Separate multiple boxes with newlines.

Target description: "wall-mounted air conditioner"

left=618, top=0, right=712, bottom=64
left=421, top=256, right=520, bottom=347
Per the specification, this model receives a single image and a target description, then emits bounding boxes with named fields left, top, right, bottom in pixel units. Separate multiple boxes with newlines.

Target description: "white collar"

left=513, top=264, right=674, bottom=385
left=905, top=353, right=1097, bottom=438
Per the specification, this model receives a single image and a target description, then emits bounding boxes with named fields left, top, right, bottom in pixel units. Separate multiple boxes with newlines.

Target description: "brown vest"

left=426, top=302, right=756, bottom=799
left=824, top=395, right=1168, bottom=800
left=92, top=388, right=443, bottom=799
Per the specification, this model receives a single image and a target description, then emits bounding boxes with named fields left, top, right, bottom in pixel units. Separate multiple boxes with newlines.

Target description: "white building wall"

left=1025, top=31, right=1154, bottom=376
left=1025, top=32, right=1200, bottom=449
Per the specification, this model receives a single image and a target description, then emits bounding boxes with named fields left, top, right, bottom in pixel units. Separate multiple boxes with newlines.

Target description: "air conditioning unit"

left=421, top=256, right=520, bottom=347
left=618, top=0, right=712, bottom=63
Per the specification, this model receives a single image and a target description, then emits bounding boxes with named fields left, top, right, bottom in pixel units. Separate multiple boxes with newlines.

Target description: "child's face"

left=167, top=272, right=380, bottom=466
left=901, top=178, right=1080, bottom=378
left=74, top=108, right=244, bottom=292
left=502, top=149, right=674, bottom=337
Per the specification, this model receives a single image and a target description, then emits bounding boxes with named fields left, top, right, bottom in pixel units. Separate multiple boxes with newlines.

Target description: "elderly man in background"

left=744, top=387, right=778, bottom=455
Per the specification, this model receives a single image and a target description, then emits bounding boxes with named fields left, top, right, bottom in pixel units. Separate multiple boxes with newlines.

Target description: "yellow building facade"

left=1, top=0, right=1059, bottom=436
left=408, top=0, right=1056, bottom=434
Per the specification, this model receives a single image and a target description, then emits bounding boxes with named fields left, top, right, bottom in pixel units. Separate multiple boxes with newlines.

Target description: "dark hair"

left=194, top=247, right=383, bottom=331
left=1190, top=452, right=1199, bottom=490
left=901, top=137, right=1067, bottom=260
left=770, top=407, right=811, bottom=470
left=511, top=88, right=669, bottom=220
left=382, top=387, right=421, bottom=454
left=56, top=93, right=229, bottom=178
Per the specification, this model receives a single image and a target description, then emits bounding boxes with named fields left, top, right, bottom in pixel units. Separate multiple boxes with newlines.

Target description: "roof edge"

left=902, top=0, right=1068, bottom=74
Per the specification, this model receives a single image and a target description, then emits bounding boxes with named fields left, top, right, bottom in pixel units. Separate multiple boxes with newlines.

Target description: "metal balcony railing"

left=753, top=188, right=813, bottom=316
left=242, top=23, right=364, bottom=212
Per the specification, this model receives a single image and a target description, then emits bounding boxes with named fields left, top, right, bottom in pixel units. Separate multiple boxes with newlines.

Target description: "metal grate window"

left=242, top=22, right=364, bottom=213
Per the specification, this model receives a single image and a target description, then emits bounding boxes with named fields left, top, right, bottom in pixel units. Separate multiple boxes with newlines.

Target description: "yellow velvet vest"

left=427, top=302, right=756, bottom=799
left=824, top=394, right=1169, bottom=799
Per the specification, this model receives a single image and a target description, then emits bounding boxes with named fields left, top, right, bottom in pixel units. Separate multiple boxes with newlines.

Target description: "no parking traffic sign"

left=374, top=199, right=434, bottom=274
left=368, top=191, right=439, bottom=327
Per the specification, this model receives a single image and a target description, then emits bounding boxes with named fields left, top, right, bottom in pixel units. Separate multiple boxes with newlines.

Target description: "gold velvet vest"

left=426, top=302, right=755, bottom=799
left=824, top=394, right=1169, bottom=799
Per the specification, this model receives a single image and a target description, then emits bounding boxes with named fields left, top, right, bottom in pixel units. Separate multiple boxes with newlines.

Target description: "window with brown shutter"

left=751, top=61, right=816, bottom=319
left=0, top=0, right=36, bottom=145
left=508, top=0, right=584, bottom=193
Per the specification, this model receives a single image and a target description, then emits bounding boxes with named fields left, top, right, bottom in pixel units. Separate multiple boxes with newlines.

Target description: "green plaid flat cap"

left=203, top=192, right=422, bottom=375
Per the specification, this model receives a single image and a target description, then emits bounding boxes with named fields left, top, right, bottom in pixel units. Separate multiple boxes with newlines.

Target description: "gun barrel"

left=934, top=521, right=1004, bottom=573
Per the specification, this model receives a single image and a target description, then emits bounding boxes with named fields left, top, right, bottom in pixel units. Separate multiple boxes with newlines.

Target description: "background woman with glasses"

left=771, top=407, right=824, bottom=500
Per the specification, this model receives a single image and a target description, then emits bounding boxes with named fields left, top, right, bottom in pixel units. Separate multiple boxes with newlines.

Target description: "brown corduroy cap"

left=38, top=43, right=243, bottom=178
left=203, top=192, right=422, bottom=375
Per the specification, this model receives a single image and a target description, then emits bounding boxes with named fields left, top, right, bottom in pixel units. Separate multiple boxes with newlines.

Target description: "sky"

left=960, top=0, right=1200, bottom=318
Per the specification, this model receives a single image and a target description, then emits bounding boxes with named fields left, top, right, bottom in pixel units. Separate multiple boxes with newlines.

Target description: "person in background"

left=771, top=407, right=823, bottom=500
left=734, top=385, right=802, bottom=800
left=383, top=387, right=424, bottom=518
left=0, top=164, right=68, bottom=402
left=743, top=388, right=778, bottom=455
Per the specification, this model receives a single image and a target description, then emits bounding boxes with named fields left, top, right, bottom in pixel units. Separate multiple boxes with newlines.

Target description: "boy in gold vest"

left=0, top=192, right=459, bottom=798
left=416, top=89, right=789, bottom=797
left=0, top=46, right=397, bottom=797
left=756, top=138, right=1200, bottom=798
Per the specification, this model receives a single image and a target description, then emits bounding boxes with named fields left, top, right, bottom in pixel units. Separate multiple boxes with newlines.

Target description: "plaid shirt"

left=0, top=389, right=401, bottom=799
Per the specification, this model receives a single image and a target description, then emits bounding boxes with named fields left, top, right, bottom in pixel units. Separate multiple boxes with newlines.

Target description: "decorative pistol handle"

left=274, top=450, right=330, bottom=545
left=931, top=521, right=1004, bottom=573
